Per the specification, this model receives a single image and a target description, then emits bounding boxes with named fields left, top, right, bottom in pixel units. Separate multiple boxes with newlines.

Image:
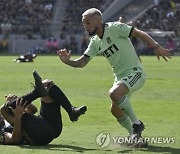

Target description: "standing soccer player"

left=57, top=8, right=171, bottom=140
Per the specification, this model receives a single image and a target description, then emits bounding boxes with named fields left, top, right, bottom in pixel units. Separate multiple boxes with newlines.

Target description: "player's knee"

left=42, top=79, right=55, bottom=90
left=109, top=87, right=114, bottom=98
left=109, top=84, right=127, bottom=102
left=109, top=86, right=120, bottom=100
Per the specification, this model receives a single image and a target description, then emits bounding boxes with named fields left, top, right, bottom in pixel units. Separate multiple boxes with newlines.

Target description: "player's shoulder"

left=105, top=21, right=122, bottom=28
left=89, top=35, right=100, bottom=42
left=106, top=21, right=132, bottom=33
left=105, top=22, right=125, bottom=33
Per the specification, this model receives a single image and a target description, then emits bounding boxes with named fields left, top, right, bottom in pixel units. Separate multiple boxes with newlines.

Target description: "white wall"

left=3, top=34, right=83, bottom=54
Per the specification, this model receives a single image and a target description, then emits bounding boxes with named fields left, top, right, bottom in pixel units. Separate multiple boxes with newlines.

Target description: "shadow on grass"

left=141, top=145, right=180, bottom=154
left=19, top=144, right=180, bottom=153
left=118, top=145, right=180, bottom=154
left=19, top=144, right=113, bottom=153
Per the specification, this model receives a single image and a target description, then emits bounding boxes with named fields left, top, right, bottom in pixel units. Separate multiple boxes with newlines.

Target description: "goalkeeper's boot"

left=131, top=121, right=145, bottom=139
left=33, top=71, right=48, bottom=97
left=69, top=106, right=87, bottom=122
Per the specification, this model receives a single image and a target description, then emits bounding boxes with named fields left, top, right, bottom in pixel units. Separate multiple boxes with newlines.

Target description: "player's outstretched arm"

left=57, top=49, right=90, bottom=68
left=131, top=28, right=172, bottom=61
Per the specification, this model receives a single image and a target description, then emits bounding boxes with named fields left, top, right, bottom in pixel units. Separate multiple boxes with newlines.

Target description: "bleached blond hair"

left=82, top=8, right=102, bottom=17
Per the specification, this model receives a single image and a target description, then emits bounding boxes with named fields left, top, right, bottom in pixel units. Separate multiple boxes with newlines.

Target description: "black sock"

left=6, top=90, right=39, bottom=114
left=48, top=85, right=73, bottom=115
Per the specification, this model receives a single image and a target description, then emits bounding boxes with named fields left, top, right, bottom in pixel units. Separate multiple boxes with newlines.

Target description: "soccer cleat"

left=69, top=106, right=87, bottom=122
left=124, top=135, right=148, bottom=148
left=131, top=121, right=145, bottom=139
left=132, top=137, right=149, bottom=148
left=33, top=71, right=48, bottom=97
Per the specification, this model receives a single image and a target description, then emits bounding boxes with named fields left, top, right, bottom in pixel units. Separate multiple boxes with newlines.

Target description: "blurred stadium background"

left=0, top=0, right=179, bottom=55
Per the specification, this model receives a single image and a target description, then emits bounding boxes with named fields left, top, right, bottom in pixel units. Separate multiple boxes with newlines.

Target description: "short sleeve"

left=84, top=37, right=98, bottom=58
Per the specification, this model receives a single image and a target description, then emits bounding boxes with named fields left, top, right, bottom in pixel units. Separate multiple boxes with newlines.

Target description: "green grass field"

left=0, top=55, right=180, bottom=154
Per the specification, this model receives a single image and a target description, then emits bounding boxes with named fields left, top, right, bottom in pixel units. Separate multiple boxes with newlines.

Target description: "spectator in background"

left=26, top=30, right=33, bottom=40
left=81, top=33, right=89, bottom=54
left=51, top=38, right=59, bottom=53
left=25, top=0, right=32, bottom=3
left=165, top=36, right=176, bottom=55
left=61, top=0, right=112, bottom=34
left=0, top=0, right=55, bottom=35
left=154, top=0, right=160, bottom=6
left=69, top=35, right=78, bottom=54
left=119, top=16, right=126, bottom=23
left=46, top=37, right=53, bottom=53
left=146, top=43, right=154, bottom=55
left=136, top=40, right=146, bottom=56
left=59, top=33, right=68, bottom=50
left=34, top=43, right=46, bottom=54
left=40, top=26, right=49, bottom=40
left=45, top=37, right=59, bottom=54
left=134, top=0, right=179, bottom=34
left=0, top=40, right=2, bottom=53
left=0, top=39, right=8, bottom=53
left=1, top=20, right=12, bottom=38
left=175, top=24, right=180, bottom=37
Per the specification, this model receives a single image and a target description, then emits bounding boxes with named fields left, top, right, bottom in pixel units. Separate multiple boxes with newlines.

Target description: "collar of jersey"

left=99, top=23, right=105, bottom=39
